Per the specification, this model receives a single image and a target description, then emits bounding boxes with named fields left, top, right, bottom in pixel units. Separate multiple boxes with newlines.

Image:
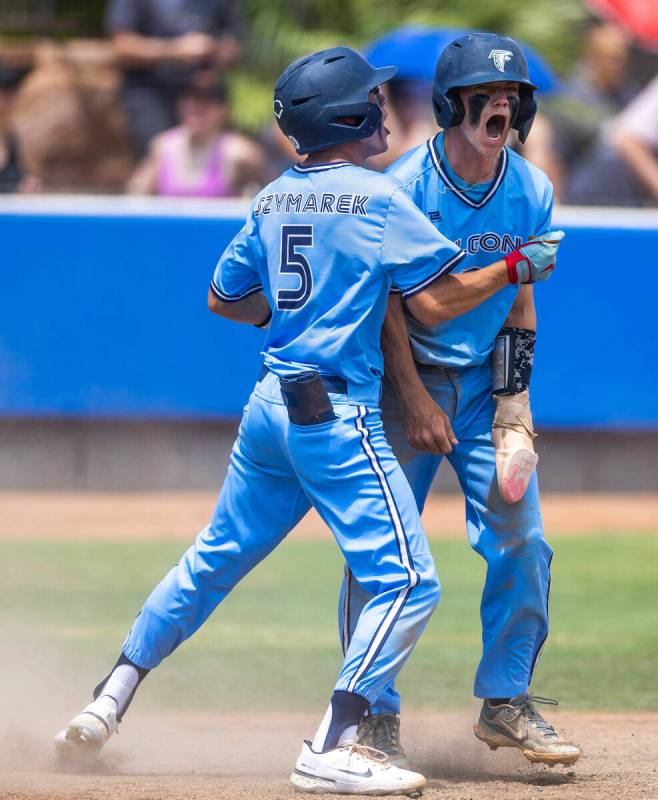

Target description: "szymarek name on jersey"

left=254, top=192, right=370, bottom=217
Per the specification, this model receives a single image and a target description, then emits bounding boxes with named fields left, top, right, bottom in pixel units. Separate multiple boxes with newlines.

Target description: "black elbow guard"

left=492, top=327, right=535, bottom=395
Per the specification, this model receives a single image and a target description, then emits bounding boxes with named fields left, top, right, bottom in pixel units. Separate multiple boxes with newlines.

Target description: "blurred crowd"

left=0, top=1, right=656, bottom=206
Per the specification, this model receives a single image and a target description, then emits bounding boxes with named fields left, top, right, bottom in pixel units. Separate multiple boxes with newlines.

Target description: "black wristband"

left=492, top=327, right=535, bottom=395
left=254, top=308, right=272, bottom=329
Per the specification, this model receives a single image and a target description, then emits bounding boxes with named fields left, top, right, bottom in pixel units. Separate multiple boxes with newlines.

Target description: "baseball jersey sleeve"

left=534, top=180, right=554, bottom=236
left=382, top=188, right=465, bottom=298
left=210, top=209, right=265, bottom=303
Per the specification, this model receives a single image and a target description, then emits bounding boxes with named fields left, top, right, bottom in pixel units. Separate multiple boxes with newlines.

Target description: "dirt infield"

left=2, top=491, right=657, bottom=541
left=3, top=493, right=656, bottom=799
left=2, top=708, right=657, bottom=800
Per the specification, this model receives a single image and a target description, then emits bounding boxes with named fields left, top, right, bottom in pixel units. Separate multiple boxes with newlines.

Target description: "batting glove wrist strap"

left=504, top=249, right=528, bottom=284
left=504, top=230, right=565, bottom=284
left=492, top=327, right=535, bottom=395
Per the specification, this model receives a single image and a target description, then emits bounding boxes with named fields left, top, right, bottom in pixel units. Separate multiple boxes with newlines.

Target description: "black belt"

left=258, top=364, right=347, bottom=395
left=414, top=361, right=448, bottom=374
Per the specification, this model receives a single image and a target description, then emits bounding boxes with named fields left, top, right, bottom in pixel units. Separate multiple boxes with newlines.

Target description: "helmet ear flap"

left=432, top=87, right=464, bottom=130
left=326, top=101, right=383, bottom=139
left=446, top=88, right=464, bottom=127
left=514, top=85, right=537, bottom=144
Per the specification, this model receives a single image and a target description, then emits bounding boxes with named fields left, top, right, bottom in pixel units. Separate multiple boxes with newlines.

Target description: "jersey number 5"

left=277, top=224, right=313, bottom=310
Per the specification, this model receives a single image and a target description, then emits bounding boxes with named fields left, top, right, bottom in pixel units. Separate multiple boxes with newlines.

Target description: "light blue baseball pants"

left=339, top=362, right=552, bottom=709
left=122, top=370, right=440, bottom=705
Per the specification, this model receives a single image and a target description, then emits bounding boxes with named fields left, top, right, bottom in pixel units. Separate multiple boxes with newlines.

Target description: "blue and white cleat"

left=54, top=696, right=118, bottom=764
left=291, top=740, right=426, bottom=796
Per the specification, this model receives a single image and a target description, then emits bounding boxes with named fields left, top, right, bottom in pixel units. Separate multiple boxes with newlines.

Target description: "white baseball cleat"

left=291, top=740, right=426, bottom=796
left=54, top=696, right=118, bottom=764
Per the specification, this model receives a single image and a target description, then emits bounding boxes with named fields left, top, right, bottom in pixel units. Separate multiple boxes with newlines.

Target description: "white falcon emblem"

left=488, top=49, right=513, bottom=73
left=273, top=99, right=284, bottom=119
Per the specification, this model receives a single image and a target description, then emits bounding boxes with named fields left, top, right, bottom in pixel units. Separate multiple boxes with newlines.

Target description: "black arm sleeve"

left=492, top=327, right=535, bottom=395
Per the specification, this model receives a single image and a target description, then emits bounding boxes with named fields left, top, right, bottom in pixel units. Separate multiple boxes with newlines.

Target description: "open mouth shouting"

left=484, top=113, right=509, bottom=141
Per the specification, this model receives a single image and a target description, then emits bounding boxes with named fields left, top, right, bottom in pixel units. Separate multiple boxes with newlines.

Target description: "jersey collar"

left=427, top=133, right=508, bottom=210
left=293, top=161, right=353, bottom=174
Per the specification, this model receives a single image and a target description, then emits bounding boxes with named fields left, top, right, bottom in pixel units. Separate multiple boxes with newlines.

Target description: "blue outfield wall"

left=1, top=197, right=657, bottom=428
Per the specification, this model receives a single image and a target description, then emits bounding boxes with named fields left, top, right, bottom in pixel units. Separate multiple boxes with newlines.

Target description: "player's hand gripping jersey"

left=211, top=160, right=464, bottom=402
left=388, top=132, right=553, bottom=369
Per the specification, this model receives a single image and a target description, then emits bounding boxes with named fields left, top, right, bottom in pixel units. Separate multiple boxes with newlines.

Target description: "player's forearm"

left=381, top=294, right=429, bottom=405
left=504, top=285, right=536, bottom=331
left=208, top=290, right=271, bottom=326
left=612, top=132, right=658, bottom=199
left=407, top=261, right=508, bottom=325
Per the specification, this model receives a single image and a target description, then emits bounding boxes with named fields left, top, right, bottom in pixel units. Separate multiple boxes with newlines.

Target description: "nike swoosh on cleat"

left=294, top=768, right=337, bottom=783
left=336, top=768, right=373, bottom=778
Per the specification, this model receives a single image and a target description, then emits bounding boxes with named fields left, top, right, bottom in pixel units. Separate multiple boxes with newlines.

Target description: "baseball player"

left=340, top=33, right=581, bottom=768
left=54, top=45, right=561, bottom=794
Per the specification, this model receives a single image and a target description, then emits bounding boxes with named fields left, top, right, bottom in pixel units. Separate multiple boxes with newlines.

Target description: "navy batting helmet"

left=273, top=46, right=397, bottom=155
left=432, top=33, right=537, bottom=143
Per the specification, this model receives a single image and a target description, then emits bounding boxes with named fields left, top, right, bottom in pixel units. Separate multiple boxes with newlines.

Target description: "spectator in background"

left=610, top=74, right=658, bottom=203
left=564, top=72, right=658, bottom=207
left=106, top=0, right=241, bottom=157
left=0, top=62, right=38, bottom=193
left=128, top=72, right=266, bottom=197
left=260, top=119, right=298, bottom=181
left=549, top=21, right=639, bottom=173
left=514, top=113, right=564, bottom=200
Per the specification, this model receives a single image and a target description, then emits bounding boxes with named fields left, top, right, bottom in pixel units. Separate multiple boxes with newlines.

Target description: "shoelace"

left=519, top=695, right=560, bottom=737
left=348, top=743, right=391, bottom=768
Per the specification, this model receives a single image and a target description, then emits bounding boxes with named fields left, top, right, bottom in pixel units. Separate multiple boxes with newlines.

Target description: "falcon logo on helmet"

left=488, top=49, right=513, bottom=72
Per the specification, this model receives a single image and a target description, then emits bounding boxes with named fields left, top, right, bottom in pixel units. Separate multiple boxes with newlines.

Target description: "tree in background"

left=231, top=0, right=588, bottom=130
left=0, top=0, right=593, bottom=134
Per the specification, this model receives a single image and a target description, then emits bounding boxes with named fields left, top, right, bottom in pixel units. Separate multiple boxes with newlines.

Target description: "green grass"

left=3, top=534, right=657, bottom=712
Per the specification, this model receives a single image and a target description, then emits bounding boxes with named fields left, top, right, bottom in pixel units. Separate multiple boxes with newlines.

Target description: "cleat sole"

left=291, top=770, right=425, bottom=796
left=474, top=724, right=580, bottom=767
left=523, top=749, right=581, bottom=766
left=291, top=771, right=337, bottom=793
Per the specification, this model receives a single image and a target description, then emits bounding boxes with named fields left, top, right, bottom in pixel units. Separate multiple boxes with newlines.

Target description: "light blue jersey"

left=387, top=132, right=553, bottom=368
left=211, top=160, right=464, bottom=403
